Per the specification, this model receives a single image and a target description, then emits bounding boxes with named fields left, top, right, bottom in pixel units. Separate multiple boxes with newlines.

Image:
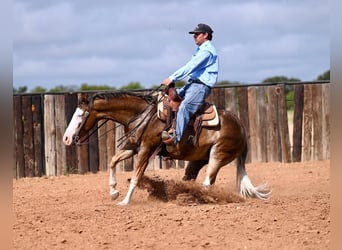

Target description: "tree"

left=13, top=86, right=28, bottom=94
left=49, top=85, right=78, bottom=92
left=316, top=70, right=330, bottom=80
left=30, top=86, right=47, bottom=93
left=80, top=83, right=114, bottom=91
left=262, top=76, right=300, bottom=83
left=120, top=81, right=143, bottom=90
left=262, top=76, right=301, bottom=111
left=216, top=80, right=242, bottom=86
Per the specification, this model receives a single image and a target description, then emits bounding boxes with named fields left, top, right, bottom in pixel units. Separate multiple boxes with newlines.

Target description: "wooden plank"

left=267, top=86, right=279, bottom=162
left=115, top=123, right=134, bottom=172
left=237, top=87, right=250, bottom=162
left=32, top=95, right=44, bottom=176
left=64, top=93, right=78, bottom=174
left=322, top=84, right=330, bottom=159
left=13, top=95, right=24, bottom=178
left=77, top=144, right=89, bottom=174
left=115, top=123, right=124, bottom=171
left=303, top=85, right=313, bottom=161
left=106, top=121, right=116, bottom=171
left=98, top=120, right=108, bottom=172
left=44, top=95, right=56, bottom=176
left=215, top=88, right=225, bottom=109
left=89, top=124, right=99, bottom=173
left=22, top=96, right=35, bottom=177
left=292, top=85, right=304, bottom=162
left=312, top=84, right=323, bottom=161
left=225, top=88, right=237, bottom=114
left=247, top=87, right=260, bottom=162
left=55, top=95, right=67, bottom=175
left=257, top=86, right=267, bottom=162
left=77, top=94, right=89, bottom=174
left=277, top=84, right=291, bottom=163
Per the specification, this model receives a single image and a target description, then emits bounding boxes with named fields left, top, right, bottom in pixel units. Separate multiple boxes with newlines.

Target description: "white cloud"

left=13, top=0, right=330, bottom=89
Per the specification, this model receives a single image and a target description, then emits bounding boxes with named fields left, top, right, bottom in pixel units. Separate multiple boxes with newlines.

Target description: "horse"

left=63, top=90, right=270, bottom=205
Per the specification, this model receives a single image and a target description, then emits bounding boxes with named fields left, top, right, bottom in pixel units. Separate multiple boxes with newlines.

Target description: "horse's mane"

left=90, top=91, right=156, bottom=105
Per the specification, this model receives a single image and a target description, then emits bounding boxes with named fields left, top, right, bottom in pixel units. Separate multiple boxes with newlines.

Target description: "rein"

left=75, top=119, right=112, bottom=145
left=115, top=85, right=165, bottom=147
left=75, top=85, right=165, bottom=146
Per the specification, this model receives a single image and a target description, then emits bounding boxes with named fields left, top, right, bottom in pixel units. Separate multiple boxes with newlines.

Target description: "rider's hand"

left=161, top=78, right=172, bottom=86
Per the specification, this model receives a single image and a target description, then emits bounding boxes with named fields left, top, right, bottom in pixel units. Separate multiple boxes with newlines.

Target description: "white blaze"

left=63, top=108, right=84, bottom=145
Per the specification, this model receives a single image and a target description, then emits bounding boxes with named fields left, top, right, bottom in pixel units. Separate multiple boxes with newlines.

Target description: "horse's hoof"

left=110, top=190, right=119, bottom=200
left=117, top=200, right=128, bottom=206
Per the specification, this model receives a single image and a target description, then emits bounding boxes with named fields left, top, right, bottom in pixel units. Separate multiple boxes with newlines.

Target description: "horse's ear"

left=78, top=93, right=90, bottom=106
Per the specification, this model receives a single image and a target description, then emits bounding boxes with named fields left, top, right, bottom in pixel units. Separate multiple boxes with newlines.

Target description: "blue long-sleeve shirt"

left=169, top=40, right=219, bottom=88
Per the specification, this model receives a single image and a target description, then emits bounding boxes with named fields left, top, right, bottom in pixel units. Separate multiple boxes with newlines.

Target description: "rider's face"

left=193, top=32, right=208, bottom=46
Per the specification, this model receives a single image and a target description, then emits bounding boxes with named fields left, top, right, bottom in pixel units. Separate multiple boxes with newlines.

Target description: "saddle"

left=157, top=86, right=219, bottom=145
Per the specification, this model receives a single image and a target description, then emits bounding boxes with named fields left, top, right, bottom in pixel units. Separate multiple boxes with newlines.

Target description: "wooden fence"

left=13, top=81, right=330, bottom=178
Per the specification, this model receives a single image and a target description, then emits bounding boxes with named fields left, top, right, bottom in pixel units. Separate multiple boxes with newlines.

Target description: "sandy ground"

left=13, top=160, right=330, bottom=249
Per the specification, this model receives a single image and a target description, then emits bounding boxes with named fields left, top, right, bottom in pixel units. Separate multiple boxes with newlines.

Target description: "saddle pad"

left=201, top=105, right=219, bottom=127
left=157, top=92, right=219, bottom=127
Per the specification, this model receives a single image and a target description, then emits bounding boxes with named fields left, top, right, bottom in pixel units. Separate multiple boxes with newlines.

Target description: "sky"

left=13, top=0, right=330, bottom=91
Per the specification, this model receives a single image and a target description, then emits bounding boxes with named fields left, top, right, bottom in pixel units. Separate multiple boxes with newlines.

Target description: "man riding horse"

left=161, top=23, right=219, bottom=147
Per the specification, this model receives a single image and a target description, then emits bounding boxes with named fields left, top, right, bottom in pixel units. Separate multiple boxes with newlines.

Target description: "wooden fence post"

left=312, top=84, right=323, bottom=161
left=237, top=87, right=250, bottom=162
left=292, top=85, right=304, bottom=162
left=248, top=87, right=260, bottom=162
left=13, top=95, right=25, bottom=178
left=106, top=121, right=116, bottom=171
left=44, top=95, right=56, bottom=176
left=64, top=93, right=78, bottom=174
left=22, top=96, right=35, bottom=177
left=322, top=84, right=330, bottom=159
left=267, top=86, right=279, bottom=162
left=98, top=121, right=108, bottom=171
left=32, top=94, right=44, bottom=176
left=258, top=86, right=268, bottom=162
left=277, top=84, right=291, bottom=163
left=55, top=95, right=67, bottom=175
left=303, top=85, right=313, bottom=161
left=225, top=88, right=237, bottom=114
left=89, top=125, right=99, bottom=173
left=76, top=93, right=89, bottom=174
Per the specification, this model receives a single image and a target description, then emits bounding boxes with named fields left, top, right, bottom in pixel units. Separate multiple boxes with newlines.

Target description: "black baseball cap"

left=189, top=23, right=213, bottom=34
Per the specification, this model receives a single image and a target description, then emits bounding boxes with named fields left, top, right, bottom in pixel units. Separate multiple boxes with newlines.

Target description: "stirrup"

left=161, top=130, right=176, bottom=145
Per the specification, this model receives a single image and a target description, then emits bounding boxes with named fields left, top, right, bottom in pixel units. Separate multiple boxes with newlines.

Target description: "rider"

left=161, top=23, right=219, bottom=146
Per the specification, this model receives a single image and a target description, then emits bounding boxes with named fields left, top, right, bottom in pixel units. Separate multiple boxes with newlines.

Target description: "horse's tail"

left=236, top=143, right=271, bottom=200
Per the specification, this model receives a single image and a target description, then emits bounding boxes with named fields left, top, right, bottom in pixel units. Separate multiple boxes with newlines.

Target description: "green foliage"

left=286, top=89, right=294, bottom=110
left=216, top=80, right=242, bottom=86
left=30, top=86, right=47, bottom=93
left=13, top=86, right=28, bottom=94
left=13, top=70, right=330, bottom=94
left=49, top=85, right=78, bottom=92
left=80, top=83, right=114, bottom=91
left=317, top=70, right=330, bottom=80
left=262, top=76, right=300, bottom=83
left=120, top=81, right=143, bottom=90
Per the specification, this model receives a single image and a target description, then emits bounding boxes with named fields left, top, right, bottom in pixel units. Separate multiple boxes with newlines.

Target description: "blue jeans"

left=175, top=83, right=211, bottom=142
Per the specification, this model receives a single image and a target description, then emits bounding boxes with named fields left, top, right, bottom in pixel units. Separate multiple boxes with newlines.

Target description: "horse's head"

left=63, top=93, right=98, bottom=145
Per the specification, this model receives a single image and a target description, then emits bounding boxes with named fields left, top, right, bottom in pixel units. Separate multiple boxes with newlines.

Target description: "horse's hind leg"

left=109, top=149, right=135, bottom=200
left=203, top=150, right=237, bottom=187
left=183, top=160, right=208, bottom=181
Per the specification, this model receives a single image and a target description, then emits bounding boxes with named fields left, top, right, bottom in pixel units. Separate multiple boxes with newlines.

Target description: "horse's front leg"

left=109, top=149, right=135, bottom=201
left=118, top=148, right=152, bottom=206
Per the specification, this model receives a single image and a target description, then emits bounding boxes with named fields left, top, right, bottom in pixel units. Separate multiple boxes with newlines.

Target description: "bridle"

left=73, top=85, right=165, bottom=146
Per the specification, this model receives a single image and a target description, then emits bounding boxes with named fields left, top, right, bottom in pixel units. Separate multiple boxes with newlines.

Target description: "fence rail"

left=13, top=81, right=330, bottom=178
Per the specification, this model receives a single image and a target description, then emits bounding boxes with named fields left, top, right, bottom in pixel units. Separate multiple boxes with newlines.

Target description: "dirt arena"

left=13, top=160, right=330, bottom=249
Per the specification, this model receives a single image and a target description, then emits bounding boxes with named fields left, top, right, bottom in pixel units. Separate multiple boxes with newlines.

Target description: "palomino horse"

left=63, top=91, right=270, bottom=205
